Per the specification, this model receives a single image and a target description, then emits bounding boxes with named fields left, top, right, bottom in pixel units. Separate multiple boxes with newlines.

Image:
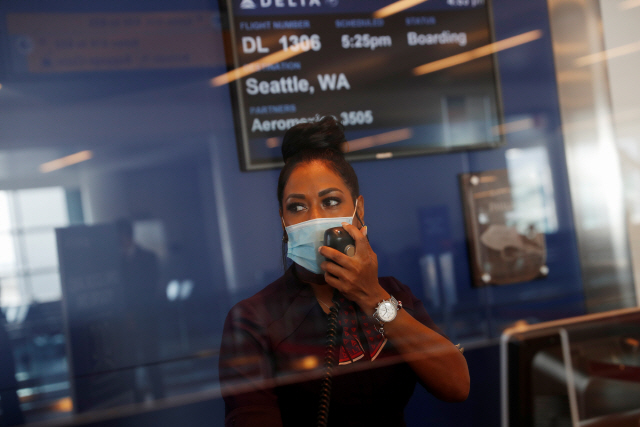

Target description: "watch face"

left=378, top=301, right=397, bottom=322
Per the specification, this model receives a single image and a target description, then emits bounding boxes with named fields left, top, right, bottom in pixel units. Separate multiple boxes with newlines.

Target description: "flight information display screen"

left=217, top=0, right=504, bottom=170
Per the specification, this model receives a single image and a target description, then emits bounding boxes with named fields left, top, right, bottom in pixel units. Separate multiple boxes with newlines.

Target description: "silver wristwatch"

left=372, top=295, right=402, bottom=336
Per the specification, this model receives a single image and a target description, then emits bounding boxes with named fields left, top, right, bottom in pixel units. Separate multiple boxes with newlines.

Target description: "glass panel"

left=15, top=187, right=68, bottom=229
left=22, top=230, right=59, bottom=271
left=0, top=232, right=18, bottom=276
left=5, top=0, right=639, bottom=424
left=506, top=146, right=559, bottom=234
left=0, top=190, right=12, bottom=232
left=0, top=276, right=26, bottom=308
left=29, top=273, right=62, bottom=303
left=564, top=316, right=640, bottom=424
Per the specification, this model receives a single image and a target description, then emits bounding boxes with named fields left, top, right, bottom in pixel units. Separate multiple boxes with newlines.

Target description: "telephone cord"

left=316, top=289, right=341, bottom=427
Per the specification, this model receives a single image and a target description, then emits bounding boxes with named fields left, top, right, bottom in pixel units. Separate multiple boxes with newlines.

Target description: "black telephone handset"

left=323, top=227, right=356, bottom=258
left=316, top=227, right=356, bottom=427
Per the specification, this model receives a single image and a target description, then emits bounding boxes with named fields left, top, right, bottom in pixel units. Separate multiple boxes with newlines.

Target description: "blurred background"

left=0, top=0, right=639, bottom=426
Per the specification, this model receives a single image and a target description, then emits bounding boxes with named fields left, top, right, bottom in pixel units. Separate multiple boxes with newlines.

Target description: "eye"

left=323, top=197, right=341, bottom=208
left=286, top=203, right=306, bottom=213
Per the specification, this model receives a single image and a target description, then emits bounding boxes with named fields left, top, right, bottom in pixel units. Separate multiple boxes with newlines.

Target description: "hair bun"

left=281, top=116, right=346, bottom=163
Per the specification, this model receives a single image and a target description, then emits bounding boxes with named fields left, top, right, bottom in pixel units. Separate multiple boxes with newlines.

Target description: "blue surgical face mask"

left=283, top=201, right=358, bottom=274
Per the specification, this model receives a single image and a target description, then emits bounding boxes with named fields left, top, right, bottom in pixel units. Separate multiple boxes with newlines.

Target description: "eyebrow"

left=285, top=188, right=343, bottom=202
left=318, top=187, right=343, bottom=197
left=286, top=193, right=306, bottom=201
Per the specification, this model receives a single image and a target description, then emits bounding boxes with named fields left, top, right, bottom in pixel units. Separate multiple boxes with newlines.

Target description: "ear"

left=279, top=209, right=285, bottom=231
left=356, top=195, right=365, bottom=228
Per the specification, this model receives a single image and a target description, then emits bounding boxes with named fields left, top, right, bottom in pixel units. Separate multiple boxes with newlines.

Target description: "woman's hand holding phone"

left=319, top=223, right=389, bottom=314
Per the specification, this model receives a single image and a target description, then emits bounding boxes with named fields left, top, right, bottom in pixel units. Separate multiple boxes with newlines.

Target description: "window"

left=0, top=187, right=70, bottom=309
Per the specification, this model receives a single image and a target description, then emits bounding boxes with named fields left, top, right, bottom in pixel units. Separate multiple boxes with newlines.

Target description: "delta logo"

left=240, top=0, right=337, bottom=10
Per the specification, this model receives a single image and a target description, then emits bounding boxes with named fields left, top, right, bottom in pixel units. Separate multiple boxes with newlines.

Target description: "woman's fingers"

left=319, top=245, right=352, bottom=267
left=320, top=258, right=343, bottom=277
left=340, top=222, right=369, bottom=256
left=319, top=223, right=381, bottom=309
left=322, top=261, right=356, bottom=293
left=324, top=270, right=344, bottom=290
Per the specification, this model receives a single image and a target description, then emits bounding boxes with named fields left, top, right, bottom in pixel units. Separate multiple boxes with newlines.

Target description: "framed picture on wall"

left=459, top=169, right=547, bottom=287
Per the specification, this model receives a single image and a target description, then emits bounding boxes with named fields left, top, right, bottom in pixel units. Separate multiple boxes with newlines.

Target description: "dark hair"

left=277, top=116, right=360, bottom=270
left=277, top=116, right=359, bottom=208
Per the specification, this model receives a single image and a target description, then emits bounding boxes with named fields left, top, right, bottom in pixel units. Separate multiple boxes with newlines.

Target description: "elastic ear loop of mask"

left=281, top=216, right=288, bottom=242
left=352, top=200, right=368, bottom=241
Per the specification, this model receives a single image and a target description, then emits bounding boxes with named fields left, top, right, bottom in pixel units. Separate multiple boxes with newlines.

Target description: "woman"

left=219, top=117, right=469, bottom=427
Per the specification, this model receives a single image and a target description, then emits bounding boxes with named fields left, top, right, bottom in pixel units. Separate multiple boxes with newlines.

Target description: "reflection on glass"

left=442, top=95, right=494, bottom=146
left=505, top=146, right=559, bottom=234
left=0, top=277, right=24, bottom=308
left=0, top=186, right=75, bottom=423
left=28, top=273, right=62, bottom=304
left=0, top=298, right=26, bottom=426
left=116, top=218, right=165, bottom=403
left=0, top=191, right=12, bottom=232
left=16, top=188, right=68, bottom=229
left=0, top=232, right=18, bottom=277
left=503, top=309, right=640, bottom=427
left=0, top=0, right=636, bottom=424
left=0, top=187, right=69, bottom=307
left=539, top=321, right=640, bottom=425
left=23, top=230, right=60, bottom=271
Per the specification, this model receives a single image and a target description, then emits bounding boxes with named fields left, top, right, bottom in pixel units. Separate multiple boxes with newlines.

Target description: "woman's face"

left=281, top=160, right=363, bottom=227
